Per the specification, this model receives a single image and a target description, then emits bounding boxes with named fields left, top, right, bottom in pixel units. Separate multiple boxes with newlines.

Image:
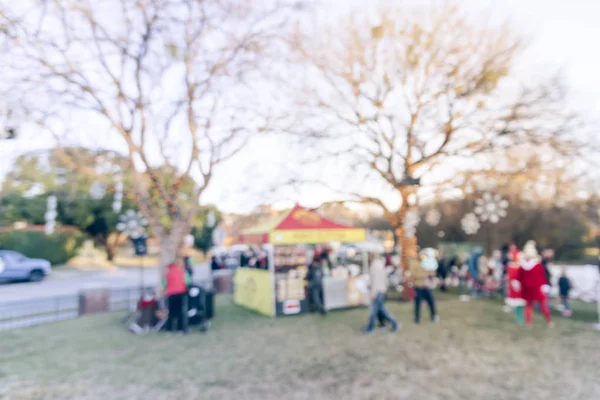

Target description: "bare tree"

left=288, top=3, right=585, bottom=268
left=0, top=0, right=298, bottom=275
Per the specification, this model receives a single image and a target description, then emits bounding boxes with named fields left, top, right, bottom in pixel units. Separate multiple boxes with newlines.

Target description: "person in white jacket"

left=361, top=256, right=399, bottom=334
left=595, top=258, right=600, bottom=331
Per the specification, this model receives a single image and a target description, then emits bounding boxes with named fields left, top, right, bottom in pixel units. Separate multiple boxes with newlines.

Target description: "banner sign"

left=234, top=268, right=274, bottom=317
left=270, top=228, right=366, bottom=245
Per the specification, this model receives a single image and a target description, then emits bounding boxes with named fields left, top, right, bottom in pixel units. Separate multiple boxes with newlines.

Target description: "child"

left=558, top=268, right=572, bottom=317
left=506, top=253, right=525, bottom=324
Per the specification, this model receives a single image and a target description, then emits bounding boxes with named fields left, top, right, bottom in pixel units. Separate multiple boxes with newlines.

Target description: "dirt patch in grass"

left=1, top=294, right=599, bottom=400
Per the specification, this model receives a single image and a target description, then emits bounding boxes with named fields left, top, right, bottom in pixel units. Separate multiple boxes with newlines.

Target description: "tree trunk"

left=394, top=227, right=419, bottom=269
left=393, top=187, right=419, bottom=271
left=105, top=244, right=115, bottom=262
left=104, top=235, right=116, bottom=262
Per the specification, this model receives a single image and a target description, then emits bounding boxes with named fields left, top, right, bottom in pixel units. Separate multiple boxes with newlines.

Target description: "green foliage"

left=191, top=206, right=222, bottom=254
left=0, top=193, right=46, bottom=226
left=0, top=230, right=84, bottom=265
left=0, top=149, right=139, bottom=260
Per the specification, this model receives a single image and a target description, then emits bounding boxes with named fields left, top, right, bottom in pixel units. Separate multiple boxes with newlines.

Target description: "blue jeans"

left=365, top=293, right=397, bottom=332
left=414, top=288, right=436, bottom=323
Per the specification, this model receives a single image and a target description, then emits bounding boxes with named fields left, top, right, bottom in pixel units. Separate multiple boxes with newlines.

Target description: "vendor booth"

left=233, top=205, right=373, bottom=317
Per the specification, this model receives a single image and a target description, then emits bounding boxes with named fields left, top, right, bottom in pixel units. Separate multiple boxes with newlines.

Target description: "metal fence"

left=0, top=286, right=151, bottom=332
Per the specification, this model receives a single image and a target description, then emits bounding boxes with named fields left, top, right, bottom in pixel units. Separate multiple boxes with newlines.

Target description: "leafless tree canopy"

left=288, top=3, right=587, bottom=258
left=0, top=0, right=297, bottom=267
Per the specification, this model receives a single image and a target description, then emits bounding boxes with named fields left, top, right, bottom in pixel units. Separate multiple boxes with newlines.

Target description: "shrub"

left=0, top=230, right=85, bottom=265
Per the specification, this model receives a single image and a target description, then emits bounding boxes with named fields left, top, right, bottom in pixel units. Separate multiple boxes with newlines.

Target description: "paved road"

left=0, top=265, right=213, bottom=331
left=0, top=268, right=160, bottom=304
left=0, top=264, right=214, bottom=304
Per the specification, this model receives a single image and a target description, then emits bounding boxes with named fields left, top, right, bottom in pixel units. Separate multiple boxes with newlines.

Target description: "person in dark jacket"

left=210, top=254, right=220, bottom=271
left=436, top=252, right=449, bottom=292
left=558, top=268, right=572, bottom=317
left=308, top=258, right=326, bottom=315
left=163, top=261, right=192, bottom=332
left=468, top=248, right=483, bottom=296
left=541, top=248, right=554, bottom=310
left=500, top=243, right=510, bottom=293
left=183, top=255, right=193, bottom=278
left=541, top=249, right=553, bottom=284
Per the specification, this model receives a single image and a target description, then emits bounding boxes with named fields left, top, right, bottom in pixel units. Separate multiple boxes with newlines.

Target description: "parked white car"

left=0, top=250, right=52, bottom=282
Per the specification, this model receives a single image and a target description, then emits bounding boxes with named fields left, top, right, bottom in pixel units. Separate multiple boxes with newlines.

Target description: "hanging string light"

left=44, top=195, right=57, bottom=235
left=89, top=181, right=106, bottom=200
left=113, top=175, right=123, bottom=213
left=206, top=210, right=216, bottom=228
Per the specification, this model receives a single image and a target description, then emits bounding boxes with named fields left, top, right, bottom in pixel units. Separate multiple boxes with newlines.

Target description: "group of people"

left=210, top=247, right=270, bottom=271
left=362, top=248, right=440, bottom=334
left=503, top=241, right=553, bottom=326
left=504, top=240, right=578, bottom=326
left=360, top=239, right=577, bottom=334
left=445, top=240, right=574, bottom=326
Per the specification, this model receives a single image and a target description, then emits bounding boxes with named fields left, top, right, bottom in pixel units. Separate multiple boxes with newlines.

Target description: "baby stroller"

left=186, top=284, right=214, bottom=332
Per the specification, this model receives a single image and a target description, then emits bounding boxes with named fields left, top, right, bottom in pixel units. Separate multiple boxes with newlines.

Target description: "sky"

left=1, top=0, right=599, bottom=214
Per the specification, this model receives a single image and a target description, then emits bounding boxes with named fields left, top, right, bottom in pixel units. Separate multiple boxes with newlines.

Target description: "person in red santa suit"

left=515, top=240, right=552, bottom=327
left=505, top=250, right=525, bottom=324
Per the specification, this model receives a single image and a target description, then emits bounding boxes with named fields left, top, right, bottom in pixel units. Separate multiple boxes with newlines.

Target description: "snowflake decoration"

left=116, top=210, right=148, bottom=239
left=437, top=231, right=445, bottom=239
left=112, top=175, right=123, bottom=213
left=403, top=209, right=421, bottom=238
left=89, top=181, right=106, bottom=200
left=44, top=195, right=57, bottom=235
left=206, top=211, right=216, bottom=228
left=425, top=209, right=441, bottom=227
left=461, top=213, right=480, bottom=235
left=474, top=193, right=509, bottom=224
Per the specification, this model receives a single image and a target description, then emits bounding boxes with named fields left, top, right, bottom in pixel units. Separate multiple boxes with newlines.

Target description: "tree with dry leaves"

left=289, top=3, right=586, bottom=268
left=0, top=0, right=298, bottom=276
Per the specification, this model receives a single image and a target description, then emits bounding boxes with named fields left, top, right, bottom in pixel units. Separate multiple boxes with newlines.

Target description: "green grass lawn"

left=1, top=293, right=599, bottom=400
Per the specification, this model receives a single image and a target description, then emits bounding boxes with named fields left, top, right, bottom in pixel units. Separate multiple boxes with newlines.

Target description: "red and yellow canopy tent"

left=237, top=205, right=366, bottom=245
left=234, top=205, right=369, bottom=317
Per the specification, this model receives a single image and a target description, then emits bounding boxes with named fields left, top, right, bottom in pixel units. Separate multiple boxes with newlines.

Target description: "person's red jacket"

left=518, top=259, right=548, bottom=302
left=163, top=263, right=190, bottom=296
left=506, top=264, right=525, bottom=306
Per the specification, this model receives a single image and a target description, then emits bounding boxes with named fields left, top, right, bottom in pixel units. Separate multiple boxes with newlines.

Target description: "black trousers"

left=310, top=285, right=325, bottom=314
left=167, top=293, right=188, bottom=332
left=414, top=288, right=436, bottom=323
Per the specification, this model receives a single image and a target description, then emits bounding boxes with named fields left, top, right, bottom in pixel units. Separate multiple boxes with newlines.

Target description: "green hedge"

left=0, top=230, right=84, bottom=265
